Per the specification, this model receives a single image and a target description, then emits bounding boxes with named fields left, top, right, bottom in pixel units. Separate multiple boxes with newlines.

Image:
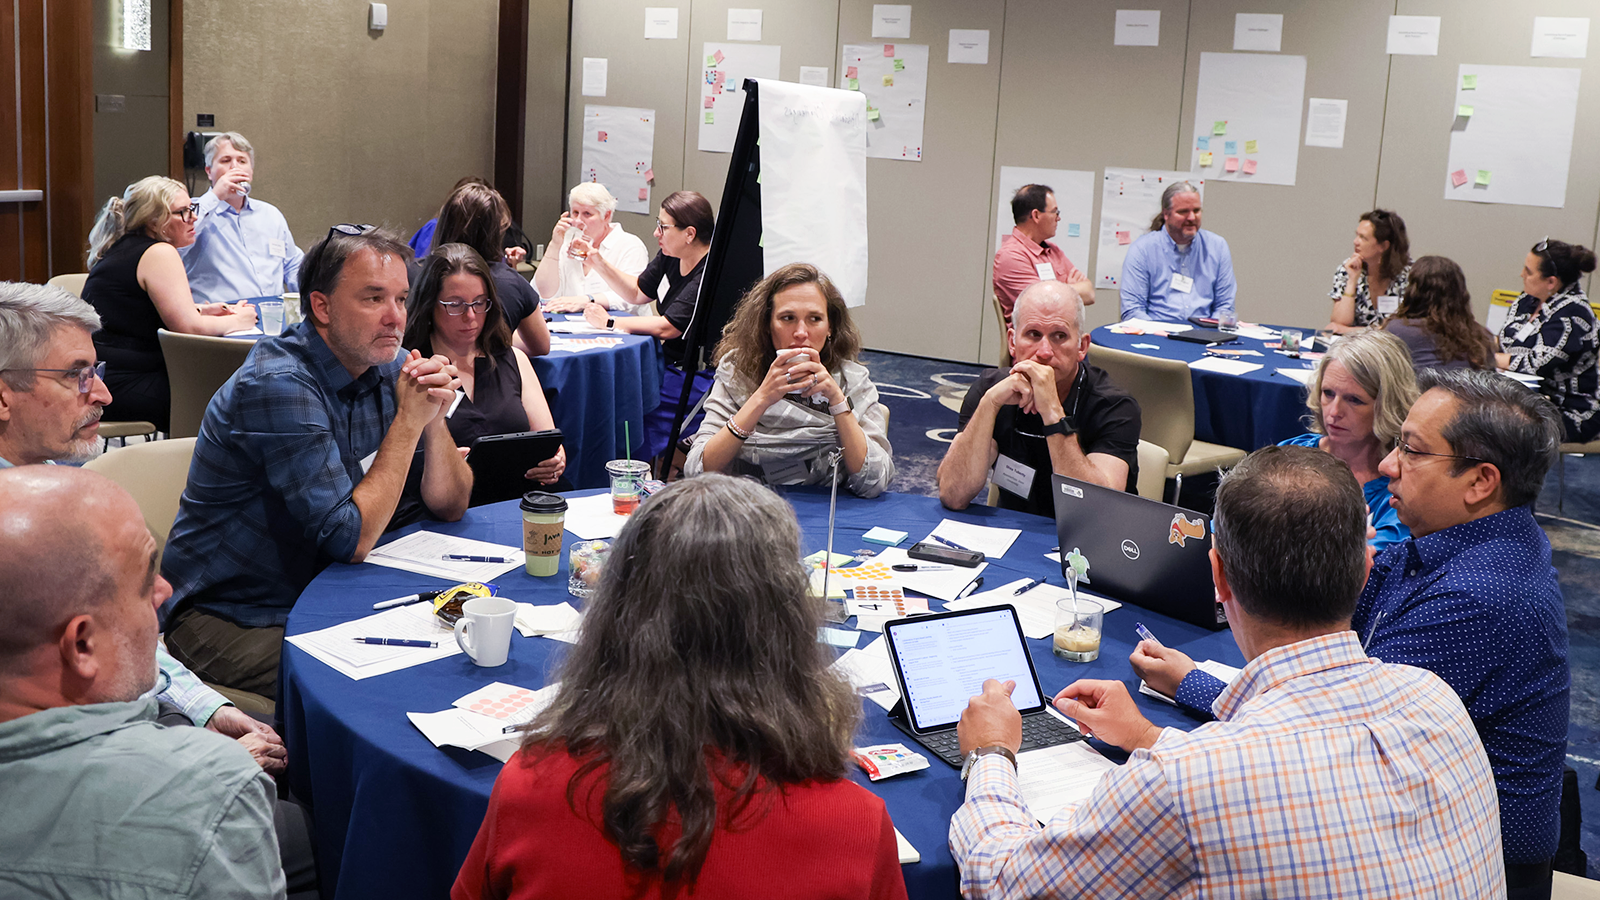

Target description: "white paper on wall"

left=840, top=42, right=928, bottom=162
left=1114, top=10, right=1160, bottom=47
left=947, top=29, right=989, bottom=65
left=799, top=66, right=829, bottom=86
left=1189, top=52, right=1305, bottom=186
left=1444, top=64, right=1580, bottom=209
left=581, top=58, right=607, bottom=97
left=757, top=80, right=869, bottom=307
left=1386, top=15, right=1440, bottom=55
left=994, top=167, right=1094, bottom=285
left=727, top=8, right=762, bottom=41
left=579, top=106, right=656, bottom=215
left=643, top=7, right=678, bottom=40
left=698, top=42, right=781, bottom=153
left=1232, top=13, right=1282, bottom=52
left=1095, top=169, right=1202, bottom=290
left=872, top=5, right=912, bottom=39
left=1532, top=17, right=1589, bottom=59
left=1304, top=97, right=1348, bottom=149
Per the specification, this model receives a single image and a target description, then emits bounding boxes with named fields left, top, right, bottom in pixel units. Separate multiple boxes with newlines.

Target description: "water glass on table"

left=1054, top=598, right=1103, bottom=662
left=258, top=300, right=284, bottom=335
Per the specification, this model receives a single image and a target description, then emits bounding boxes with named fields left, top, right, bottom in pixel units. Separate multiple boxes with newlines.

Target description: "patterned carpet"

left=861, top=347, right=1600, bottom=876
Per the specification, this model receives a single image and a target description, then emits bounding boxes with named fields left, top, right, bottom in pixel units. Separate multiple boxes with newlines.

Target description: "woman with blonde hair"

left=1279, top=329, right=1419, bottom=552
left=81, top=175, right=257, bottom=431
left=683, top=263, right=894, bottom=497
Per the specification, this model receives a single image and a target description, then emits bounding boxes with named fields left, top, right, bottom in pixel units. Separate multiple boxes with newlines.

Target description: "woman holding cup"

left=1326, top=209, right=1412, bottom=334
left=534, top=183, right=650, bottom=313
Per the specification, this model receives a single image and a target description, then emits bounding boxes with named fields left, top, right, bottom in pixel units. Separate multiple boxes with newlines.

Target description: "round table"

left=1091, top=324, right=1317, bottom=450
left=282, top=488, right=1244, bottom=900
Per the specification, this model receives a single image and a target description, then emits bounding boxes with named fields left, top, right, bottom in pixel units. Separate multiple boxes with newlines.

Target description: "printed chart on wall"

left=994, top=167, right=1094, bottom=281
left=1444, top=64, right=1580, bottom=209
left=699, top=43, right=780, bottom=153
left=1189, top=52, right=1306, bottom=186
left=1095, top=169, right=1202, bottom=290
left=580, top=106, right=656, bottom=215
left=840, top=43, right=927, bottom=161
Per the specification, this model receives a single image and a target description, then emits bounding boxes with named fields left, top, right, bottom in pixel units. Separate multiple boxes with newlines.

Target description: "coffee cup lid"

left=520, top=491, right=568, bottom=513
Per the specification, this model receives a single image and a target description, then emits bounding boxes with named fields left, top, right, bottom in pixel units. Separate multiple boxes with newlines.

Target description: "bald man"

left=0, top=467, right=285, bottom=899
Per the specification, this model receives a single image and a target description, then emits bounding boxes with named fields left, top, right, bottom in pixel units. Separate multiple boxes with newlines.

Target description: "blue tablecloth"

left=1090, top=324, right=1316, bottom=451
left=532, top=333, right=661, bottom=489
left=282, top=489, right=1243, bottom=900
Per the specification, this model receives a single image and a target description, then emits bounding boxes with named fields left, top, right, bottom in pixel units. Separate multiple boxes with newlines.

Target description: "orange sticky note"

left=1117, top=231, right=1131, bottom=245
left=1451, top=168, right=1468, bottom=187
left=703, top=96, right=714, bottom=108
left=1224, top=157, right=1239, bottom=172
left=1242, top=159, right=1257, bottom=175
left=883, top=44, right=894, bottom=57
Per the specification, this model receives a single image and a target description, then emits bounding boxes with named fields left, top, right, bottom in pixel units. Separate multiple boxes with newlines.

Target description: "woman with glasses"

left=1496, top=238, right=1600, bottom=443
left=401, top=243, right=566, bottom=492
left=1381, top=256, right=1496, bottom=371
left=453, top=475, right=908, bottom=900
left=576, top=190, right=716, bottom=461
left=1278, top=330, right=1419, bottom=553
left=81, top=175, right=258, bottom=431
left=432, top=182, right=551, bottom=358
left=683, top=264, right=894, bottom=497
left=1327, top=209, right=1412, bottom=334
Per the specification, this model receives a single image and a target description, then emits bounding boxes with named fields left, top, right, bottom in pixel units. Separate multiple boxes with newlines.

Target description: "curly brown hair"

left=713, top=263, right=862, bottom=387
left=1386, top=255, right=1494, bottom=369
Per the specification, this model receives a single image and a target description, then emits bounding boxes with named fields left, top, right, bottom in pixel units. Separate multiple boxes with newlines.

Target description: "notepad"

left=1016, top=741, right=1118, bottom=825
left=1189, top=356, right=1263, bottom=376
left=286, top=603, right=463, bottom=680
left=364, top=531, right=524, bottom=582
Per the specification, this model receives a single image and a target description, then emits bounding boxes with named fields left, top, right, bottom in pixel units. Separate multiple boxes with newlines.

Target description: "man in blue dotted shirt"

left=1136, top=367, right=1568, bottom=899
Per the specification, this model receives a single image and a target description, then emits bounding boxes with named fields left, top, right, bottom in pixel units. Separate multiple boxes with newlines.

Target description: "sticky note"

left=1199, top=151, right=1214, bottom=166
left=1242, top=159, right=1257, bottom=175
left=862, top=526, right=908, bottom=546
left=1117, top=231, right=1131, bottom=245
left=638, top=187, right=648, bottom=200
left=1213, top=120, right=1227, bottom=135
left=1245, top=139, right=1258, bottom=154
left=1224, top=140, right=1237, bottom=154
left=1476, top=169, right=1491, bottom=186
left=882, top=74, right=894, bottom=86
left=713, top=70, right=725, bottom=84
left=1197, top=136, right=1210, bottom=151
left=713, top=49, right=725, bottom=63
left=883, top=44, right=894, bottom=56
left=1462, top=73, right=1477, bottom=90
left=1451, top=168, right=1468, bottom=187
left=848, top=77, right=859, bottom=90
left=1066, top=223, right=1080, bottom=237
left=1224, top=157, right=1239, bottom=172
left=893, top=58, right=905, bottom=71
left=1458, top=105, right=1473, bottom=117
left=847, top=65, right=858, bottom=78
left=706, top=54, right=717, bottom=66
left=703, top=96, right=714, bottom=108
left=704, top=112, right=714, bottom=124
left=867, top=108, right=880, bottom=121
left=643, top=168, right=654, bottom=182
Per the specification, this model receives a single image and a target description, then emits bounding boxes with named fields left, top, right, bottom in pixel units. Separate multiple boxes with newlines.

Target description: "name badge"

left=1376, top=294, right=1399, bottom=316
left=269, top=239, right=287, bottom=258
left=991, top=454, right=1036, bottom=498
left=1034, top=262, right=1055, bottom=282
left=1513, top=322, right=1539, bottom=343
left=1169, top=273, right=1194, bottom=294
left=761, top=456, right=811, bottom=485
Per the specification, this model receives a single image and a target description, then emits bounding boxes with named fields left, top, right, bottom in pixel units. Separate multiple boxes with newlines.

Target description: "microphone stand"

left=821, top=447, right=848, bottom=624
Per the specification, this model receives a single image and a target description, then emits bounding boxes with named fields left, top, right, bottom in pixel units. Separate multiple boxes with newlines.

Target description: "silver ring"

left=811, top=374, right=819, bottom=387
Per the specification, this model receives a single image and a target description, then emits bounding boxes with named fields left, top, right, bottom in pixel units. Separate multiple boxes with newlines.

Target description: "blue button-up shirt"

left=1118, top=227, right=1236, bottom=322
left=161, top=320, right=404, bottom=628
left=1173, top=505, right=1569, bottom=864
left=178, top=191, right=304, bottom=303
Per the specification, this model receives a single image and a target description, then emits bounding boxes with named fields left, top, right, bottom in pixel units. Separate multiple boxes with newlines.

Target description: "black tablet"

left=466, top=429, right=564, bottom=507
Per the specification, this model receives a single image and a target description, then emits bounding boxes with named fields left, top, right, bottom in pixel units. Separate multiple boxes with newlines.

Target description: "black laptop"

left=882, top=606, right=1084, bottom=768
left=1051, top=473, right=1225, bottom=629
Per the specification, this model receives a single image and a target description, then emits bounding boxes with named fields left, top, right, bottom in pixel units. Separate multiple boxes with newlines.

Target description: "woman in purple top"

left=1381, top=256, right=1495, bottom=372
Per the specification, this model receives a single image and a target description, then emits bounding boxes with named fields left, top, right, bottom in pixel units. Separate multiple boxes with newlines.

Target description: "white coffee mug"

left=453, top=596, right=517, bottom=667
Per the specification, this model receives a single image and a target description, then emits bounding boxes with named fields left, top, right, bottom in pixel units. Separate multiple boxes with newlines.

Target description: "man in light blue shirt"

left=180, top=132, right=305, bottom=303
left=1119, top=181, right=1236, bottom=322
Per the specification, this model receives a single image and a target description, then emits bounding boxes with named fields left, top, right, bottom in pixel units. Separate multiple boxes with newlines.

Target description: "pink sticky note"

left=1451, top=168, right=1468, bottom=187
left=638, top=188, right=648, bottom=201
left=703, top=96, right=714, bottom=108
left=713, top=49, right=725, bottom=63
left=1224, top=157, right=1239, bottom=172
left=713, top=70, right=726, bottom=84
left=883, top=44, right=894, bottom=57
left=598, top=131, right=608, bottom=142
left=1241, top=159, right=1257, bottom=175
left=1116, top=231, right=1131, bottom=245
left=644, top=168, right=654, bottom=182
left=847, top=65, right=858, bottom=78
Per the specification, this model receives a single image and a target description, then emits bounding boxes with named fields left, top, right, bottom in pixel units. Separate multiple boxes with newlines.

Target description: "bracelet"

left=828, top=398, right=852, bottom=417
left=726, top=419, right=752, bottom=440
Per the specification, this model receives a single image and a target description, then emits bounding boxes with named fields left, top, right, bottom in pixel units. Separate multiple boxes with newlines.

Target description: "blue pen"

left=352, top=637, right=438, bottom=648
left=931, top=534, right=972, bottom=552
left=1135, top=623, right=1162, bottom=647
left=1013, top=577, right=1045, bottom=595
left=442, top=554, right=510, bottom=563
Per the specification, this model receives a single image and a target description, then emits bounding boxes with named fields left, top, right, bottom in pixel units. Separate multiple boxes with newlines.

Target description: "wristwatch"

left=960, top=744, right=1018, bottom=781
left=605, top=317, right=616, bottom=329
left=1039, top=416, right=1076, bottom=438
left=828, top=397, right=853, bottom=417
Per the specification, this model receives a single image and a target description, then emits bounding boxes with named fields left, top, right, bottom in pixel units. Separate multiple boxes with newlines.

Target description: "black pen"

left=892, top=563, right=952, bottom=572
left=1013, top=577, right=1045, bottom=595
left=955, top=577, right=983, bottom=600
left=931, top=535, right=972, bottom=552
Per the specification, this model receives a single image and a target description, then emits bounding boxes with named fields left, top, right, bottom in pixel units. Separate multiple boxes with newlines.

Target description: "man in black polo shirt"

left=939, top=281, right=1141, bottom=515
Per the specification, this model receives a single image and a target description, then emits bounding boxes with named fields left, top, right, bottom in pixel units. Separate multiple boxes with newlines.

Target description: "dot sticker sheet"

left=451, top=681, right=561, bottom=729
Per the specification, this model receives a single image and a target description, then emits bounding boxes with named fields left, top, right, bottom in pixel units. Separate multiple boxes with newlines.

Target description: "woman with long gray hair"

left=453, top=475, right=907, bottom=900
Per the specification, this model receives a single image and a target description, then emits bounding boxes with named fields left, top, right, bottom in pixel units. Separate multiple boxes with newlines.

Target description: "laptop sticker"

left=1169, top=513, right=1206, bottom=547
left=1064, top=548, right=1091, bottom=584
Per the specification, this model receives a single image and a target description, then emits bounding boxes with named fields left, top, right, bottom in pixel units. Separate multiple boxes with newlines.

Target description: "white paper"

left=894, top=827, right=919, bottom=864
left=407, top=708, right=513, bottom=753
left=1016, top=742, right=1118, bottom=825
left=547, top=315, right=612, bottom=334
left=841, top=42, right=928, bottom=162
left=727, top=8, right=762, bottom=41
left=944, top=578, right=1121, bottom=640
left=364, top=531, right=525, bottom=582
left=699, top=42, right=781, bottom=153
left=643, top=7, right=678, bottom=40
left=1232, top=13, right=1282, bottom=52
left=1304, top=97, right=1348, bottom=149
left=1445, top=64, right=1580, bottom=209
left=1094, top=169, right=1200, bottom=290
left=831, top=637, right=900, bottom=710
left=1533, top=17, right=1589, bottom=59
left=1139, top=659, right=1241, bottom=704
left=1114, top=10, right=1160, bottom=47
left=1274, top=367, right=1314, bottom=385
left=872, top=4, right=911, bottom=39
left=562, top=491, right=632, bottom=540
left=995, top=167, right=1093, bottom=285
left=756, top=80, right=870, bottom=308
left=581, top=57, right=607, bottom=97
left=827, top=547, right=984, bottom=602
left=947, top=29, right=989, bottom=65
left=578, top=105, right=655, bottom=215
left=513, top=602, right=582, bottom=637
left=1189, top=356, right=1263, bottom=375
left=1487, top=296, right=1513, bottom=335
left=1190, top=52, right=1305, bottom=186
left=1386, top=15, right=1440, bottom=56
left=925, top=518, right=1021, bottom=559
left=286, top=603, right=462, bottom=680
left=1109, top=317, right=1192, bottom=333
left=798, top=65, right=829, bottom=86
left=224, top=326, right=263, bottom=336
left=1230, top=323, right=1278, bottom=340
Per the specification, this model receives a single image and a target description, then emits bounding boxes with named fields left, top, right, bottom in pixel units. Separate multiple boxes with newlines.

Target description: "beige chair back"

left=1086, top=344, right=1196, bottom=465
left=991, top=291, right=1013, bottom=367
left=83, top=438, right=197, bottom=557
left=1134, top=439, right=1167, bottom=500
left=158, top=330, right=254, bottom=439
left=46, top=272, right=89, bottom=298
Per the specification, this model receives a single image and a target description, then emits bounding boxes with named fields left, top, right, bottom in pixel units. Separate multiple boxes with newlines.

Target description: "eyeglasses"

left=327, top=223, right=377, bottom=241
left=1395, top=439, right=1485, bottom=466
left=654, top=220, right=677, bottom=232
left=438, top=298, right=493, bottom=316
left=170, top=202, right=200, bottom=222
left=1044, top=208, right=1062, bottom=218
left=4, top=361, right=106, bottom=393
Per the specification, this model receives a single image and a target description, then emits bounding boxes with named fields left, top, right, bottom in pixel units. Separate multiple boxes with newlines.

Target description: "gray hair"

left=1149, top=180, right=1202, bottom=232
left=203, top=132, right=254, bottom=169
left=568, top=182, right=618, bottom=216
left=1213, top=445, right=1369, bottom=628
left=0, top=282, right=101, bottom=390
left=1304, top=330, right=1419, bottom=448
left=1417, top=368, right=1562, bottom=508
left=1013, top=280, right=1086, bottom=335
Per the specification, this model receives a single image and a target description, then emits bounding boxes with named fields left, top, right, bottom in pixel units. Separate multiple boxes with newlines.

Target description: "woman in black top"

left=1496, top=238, right=1600, bottom=443
left=578, top=190, right=715, bottom=460
left=431, top=182, right=550, bottom=358
left=81, top=175, right=258, bottom=431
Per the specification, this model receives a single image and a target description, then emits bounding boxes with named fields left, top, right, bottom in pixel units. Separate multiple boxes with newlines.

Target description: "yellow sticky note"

left=867, top=108, right=880, bottom=121
left=1199, top=151, right=1214, bottom=166
left=1245, top=139, right=1258, bottom=154
left=704, top=111, right=714, bottom=124
left=1462, top=74, right=1477, bottom=90
left=882, top=74, right=894, bottom=87
left=1476, top=169, right=1491, bottom=186
left=1458, top=105, right=1474, bottom=117
left=1212, top=120, right=1226, bottom=135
